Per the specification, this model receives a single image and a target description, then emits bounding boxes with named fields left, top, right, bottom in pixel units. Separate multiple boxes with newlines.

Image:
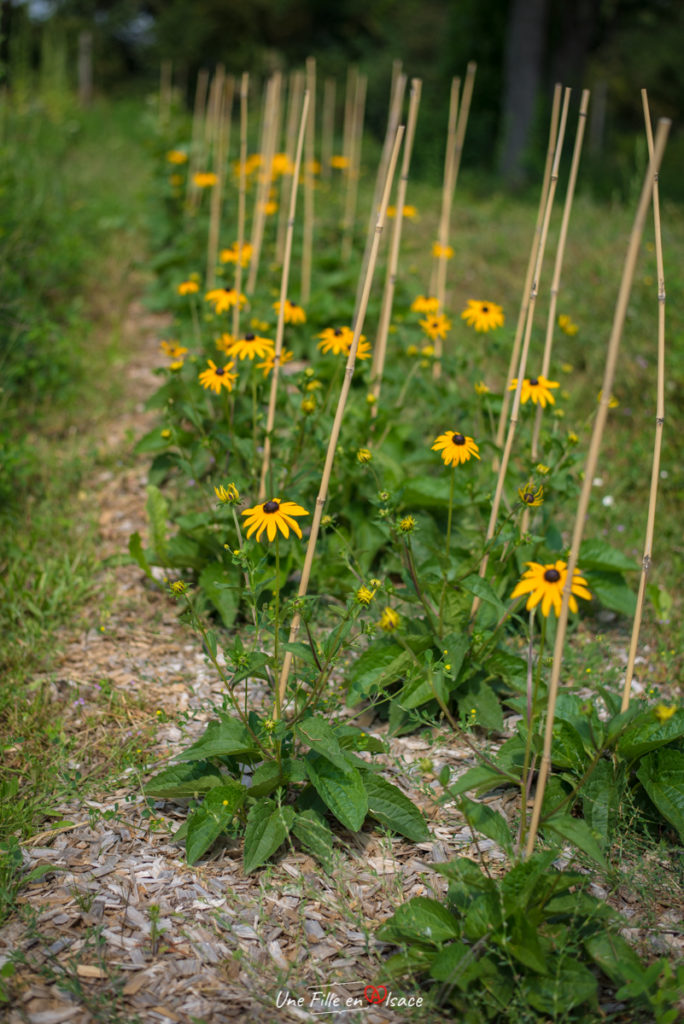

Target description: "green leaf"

left=507, top=912, right=548, bottom=973
left=579, top=539, right=639, bottom=573
left=584, top=570, right=636, bottom=617
left=581, top=759, right=621, bottom=838
left=376, top=896, right=461, bottom=945
left=460, top=575, right=508, bottom=619
left=636, top=748, right=684, bottom=841
left=551, top=720, right=588, bottom=772
left=524, top=957, right=598, bottom=1014
left=347, top=641, right=425, bottom=703
left=295, top=717, right=355, bottom=774
left=146, top=484, right=169, bottom=561
left=304, top=755, right=368, bottom=832
left=128, top=532, right=155, bottom=580
left=360, top=771, right=430, bottom=841
left=543, top=814, right=607, bottom=868
left=199, top=563, right=239, bottom=628
left=459, top=796, right=513, bottom=854
left=175, top=715, right=260, bottom=762
left=292, top=810, right=334, bottom=873
left=186, top=782, right=247, bottom=865
left=243, top=800, right=295, bottom=874
left=617, top=709, right=684, bottom=762
left=402, top=474, right=469, bottom=510
left=429, top=941, right=473, bottom=983
left=336, top=725, right=385, bottom=754
left=445, top=764, right=512, bottom=798
left=144, top=761, right=223, bottom=799
left=248, top=758, right=307, bottom=798
left=458, top=679, right=503, bottom=732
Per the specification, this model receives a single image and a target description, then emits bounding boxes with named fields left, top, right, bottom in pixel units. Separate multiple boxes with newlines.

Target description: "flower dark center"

left=263, top=500, right=280, bottom=514
left=529, top=377, right=539, bottom=386
left=544, top=568, right=561, bottom=583
left=452, top=433, right=466, bottom=445
left=334, top=328, right=342, bottom=336
left=245, top=333, right=255, bottom=341
left=224, top=287, right=233, bottom=293
left=215, top=368, right=225, bottom=376
left=482, top=305, right=489, bottom=313
left=523, top=492, right=534, bottom=503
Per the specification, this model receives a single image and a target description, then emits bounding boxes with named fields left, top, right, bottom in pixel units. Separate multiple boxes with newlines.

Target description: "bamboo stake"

left=370, top=78, right=422, bottom=407
left=301, top=57, right=316, bottom=305
left=321, top=76, right=336, bottom=181
left=342, top=65, right=356, bottom=173
left=276, top=125, right=406, bottom=715
left=204, top=65, right=224, bottom=158
left=186, top=69, right=209, bottom=216
left=495, top=84, right=563, bottom=449
left=258, top=91, right=311, bottom=503
left=232, top=73, right=249, bottom=341
left=341, top=72, right=367, bottom=263
left=276, top=70, right=304, bottom=263
left=206, top=71, right=231, bottom=289
left=159, top=59, right=172, bottom=127
left=523, top=89, right=590, bottom=535
left=429, top=76, right=459, bottom=304
left=247, top=73, right=281, bottom=295
left=621, top=94, right=668, bottom=712
left=525, top=118, right=671, bottom=858
left=472, top=88, right=572, bottom=621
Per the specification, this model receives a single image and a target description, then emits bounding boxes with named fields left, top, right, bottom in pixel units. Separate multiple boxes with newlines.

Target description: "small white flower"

left=602, top=495, right=614, bottom=507
left=660, top=470, right=668, bottom=479
left=592, top=477, right=604, bottom=487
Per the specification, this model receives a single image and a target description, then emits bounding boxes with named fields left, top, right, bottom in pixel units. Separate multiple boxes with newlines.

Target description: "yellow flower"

left=170, top=580, right=187, bottom=595
left=242, top=498, right=309, bottom=542
left=406, top=344, right=420, bottom=357
left=166, top=149, right=188, bottom=165
left=511, top=560, right=592, bottom=618
left=474, top=381, right=490, bottom=395
left=301, top=397, right=316, bottom=414
left=378, top=607, right=399, bottom=631
left=330, top=154, right=349, bottom=170
left=161, top=429, right=171, bottom=439
left=177, top=280, right=200, bottom=296
left=356, top=585, right=376, bottom=605
left=508, top=376, right=560, bottom=407
left=160, top=340, right=188, bottom=360
left=558, top=313, right=579, bottom=336
left=419, top=313, right=451, bottom=341
left=518, top=482, right=544, bottom=507
left=271, top=152, right=294, bottom=177
left=356, top=338, right=373, bottom=360
left=365, top=392, right=377, bottom=404
left=356, top=448, right=372, bottom=464
left=169, top=174, right=183, bottom=187
left=410, top=295, right=440, bottom=314
left=561, top=362, right=573, bottom=373
left=317, top=326, right=355, bottom=356
left=257, top=348, right=294, bottom=377
left=461, top=300, right=505, bottom=332
left=387, top=204, right=417, bottom=218
left=536, top=464, right=550, bottom=475
left=205, top=287, right=247, bottom=314
left=421, top=344, right=435, bottom=357
left=432, top=242, right=454, bottom=259
left=198, top=359, right=237, bottom=394
left=399, top=515, right=416, bottom=533
left=225, top=333, right=274, bottom=361
left=598, top=390, right=619, bottom=409
left=215, top=483, right=240, bottom=504
left=261, top=199, right=278, bottom=215
left=193, top=171, right=218, bottom=187
left=274, top=299, right=306, bottom=324
left=220, top=242, right=252, bottom=267
left=432, top=431, right=480, bottom=467
left=567, top=431, right=579, bottom=445
left=654, top=704, right=676, bottom=723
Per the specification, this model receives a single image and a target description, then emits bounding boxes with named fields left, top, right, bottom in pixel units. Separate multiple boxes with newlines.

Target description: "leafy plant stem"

left=438, top=466, right=456, bottom=638
left=519, top=611, right=546, bottom=853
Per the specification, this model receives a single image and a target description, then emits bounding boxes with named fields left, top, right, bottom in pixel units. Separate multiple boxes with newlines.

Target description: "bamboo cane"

left=429, top=76, right=459, bottom=304
left=232, top=72, right=249, bottom=341
left=258, top=91, right=310, bottom=502
left=471, top=88, right=572, bottom=621
left=370, top=78, right=422, bottom=408
left=301, top=57, right=316, bottom=304
left=276, top=70, right=304, bottom=263
left=525, top=118, right=670, bottom=858
left=341, top=72, right=367, bottom=263
left=185, top=68, right=209, bottom=216
left=321, top=76, right=336, bottom=182
left=276, top=125, right=406, bottom=716
left=159, top=59, right=172, bottom=127
left=495, top=84, right=563, bottom=449
left=621, top=94, right=668, bottom=712
left=247, top=73, right=281, bottom=295
left=205, top=70, right=230, bottom=289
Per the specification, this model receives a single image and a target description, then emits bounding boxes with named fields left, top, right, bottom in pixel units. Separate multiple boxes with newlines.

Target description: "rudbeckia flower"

left=432, top=431, right=480, bottom=467
left=271, top=153, right=294, bottom=176
left=511, top=560, right=592, bottom=618
left=317, top=326, right=355, bottom=355
left=214, top=483, right=240, bottom=504
left=508, top=376, right=560, bottom=407
left=330, top=155, right=349, bottom=170
left=256, top=348, right=294, bottom=378
left=193, top=171, right=218, bottom=187
left=205, top=287, right=247, bottom=314
left=432, top=242, right=454, bottom=259
left=198, top=359, right=237, bottom=394
left=387, top=205, right=417, bottom=219
left=474, top=381, right=490, bottom=395
left=166, top=150, right=188, bottom=165
left=177, top=280, right=199, bottom=296
left=225, top=333, right=274, bottom=361
left=461, top=300, right=505, bottom=332
left=160, top=341, right=188, bottom=360
left=274, top=299, right=306, bottom=324
left=558, top=314, right=579, bottom=336
left=220, top=242, right=252, bottom=267
left=410, top=295, right=440, bottom=314
left=420, top=313, right=451, bottom=341
left=378, top=607, right=399, bottom=631
left=518, top=482, right=544, bottom=507
left=242, top=498, right=309, bottom=542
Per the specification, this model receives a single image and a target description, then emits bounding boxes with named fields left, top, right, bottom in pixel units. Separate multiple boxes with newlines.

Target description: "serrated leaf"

left=579, top=539, right=638, bottom=573
left=461, top=574, right=508, bottom=618
left=144, top=761, right=223, bottom=799
left=584, top=571, right=636, bottom=617
left=175, top=715, right=260, bottom=762
left=292, top=810, right=334, bottom=873
left=242, top=801, right=295, bottom=874
left=445, top=764, right=511, bottom=798
left=617, top=708, right=684, bottom=761
left=295, top=717, right=354, bottom=774
left=346, top=642, right=413, bottom=703
left=581, top=759, right=621, bottom=838
left=377, top=896, right=461, bottom=945
left=636, top=748, right=684, bottom=841
left=361, top=771, right=430, bottom=841
left=458, top=679, right=503, bottom=732
left=199, top=562, right=239, bottom=628
left=401, top=474, right=469, bottom=509
left=543, top=814, right=607, bottom=868
left=248, top=758, right=307, bottom=798
left=186, top=782, right=247, bottom=865
left=128, top=532, right=155, bottom=580
left=459, top=795, right=513, bottom=854
left=304, top=755, right=368, bottom=832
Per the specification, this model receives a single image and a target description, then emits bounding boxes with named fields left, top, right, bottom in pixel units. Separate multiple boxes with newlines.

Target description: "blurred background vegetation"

left=1, top=0, right=682, bottom=198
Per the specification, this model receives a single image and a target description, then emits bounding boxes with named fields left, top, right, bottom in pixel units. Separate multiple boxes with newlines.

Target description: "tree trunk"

left=498, top=0, right=549, bottom=185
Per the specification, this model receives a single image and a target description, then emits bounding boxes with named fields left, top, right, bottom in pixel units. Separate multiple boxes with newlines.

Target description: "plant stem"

left=518, top=612, right=546, bottom=853
left=438, top=467, right=456, bottom=637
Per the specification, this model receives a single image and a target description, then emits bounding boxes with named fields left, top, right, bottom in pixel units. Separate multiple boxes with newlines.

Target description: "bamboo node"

left=642, top=554, right=652, bottom=573
left=656, top=416, right=664, bottom=425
